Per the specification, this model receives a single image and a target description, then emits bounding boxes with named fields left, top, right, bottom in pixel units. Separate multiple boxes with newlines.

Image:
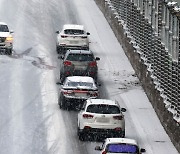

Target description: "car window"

left=66, top=81, right=93, bottom=87
left=0, top=25, right=9, bottom=32
left=86, top=104, right=120, bottom=114
left=64, top=29, right=84, bottom=35
left=107, top=144, right=139, bottom=153
left=66, top=54, right=94, bottom=61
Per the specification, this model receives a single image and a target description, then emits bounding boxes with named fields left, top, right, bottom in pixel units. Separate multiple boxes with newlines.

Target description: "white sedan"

left=56, top=24, right=90, bottom=53
left=77, top=99, right=126, bottom=141
left=95, top=138, right=146, bottom=154
left=58, top=76, right=99, bottom=110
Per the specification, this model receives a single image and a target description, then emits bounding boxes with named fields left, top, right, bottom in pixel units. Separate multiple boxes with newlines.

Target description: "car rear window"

left=86, top=104, right=120, bottom=114
left=66, top=54, right=94, bottom=61
left=107, top=144, right=138, bottom=153
left=64, top=29, right=84, bottom=35
left=67, top=81, right=93, bottom=88
left=0, top=25, right=9, bottom=32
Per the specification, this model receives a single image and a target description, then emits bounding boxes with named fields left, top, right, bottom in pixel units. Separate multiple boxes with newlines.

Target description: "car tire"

left=59, top=95, right=67, bottom=110
left=77, top=128, right=85, bottom=141
left=6, top=48, right=12, bottom=55
left=56, top=45, right=60, bottom=54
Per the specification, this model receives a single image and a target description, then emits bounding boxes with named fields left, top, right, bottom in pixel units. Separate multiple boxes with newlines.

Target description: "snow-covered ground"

left=0, top=0, right=178, bottom=153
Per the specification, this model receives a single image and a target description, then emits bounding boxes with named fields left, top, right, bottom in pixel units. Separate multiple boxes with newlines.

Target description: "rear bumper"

left=80, top=127, right=125, bottom=137
left=57, top=45, right=89, bottom=50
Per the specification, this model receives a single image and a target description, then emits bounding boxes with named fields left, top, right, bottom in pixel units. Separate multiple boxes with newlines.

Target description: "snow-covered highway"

left=0, top=0, right=178, bottom=153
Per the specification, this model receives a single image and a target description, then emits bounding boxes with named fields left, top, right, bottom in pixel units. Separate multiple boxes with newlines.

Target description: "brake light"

left=102, top=151, right=107, bottom=154
left=81, top=36, right=87, bottom=38
left=84, top=126, right=91, bottom=129
left=89, top=61, right=97, bottom=67
left=114, top=127, right=122, bottom=131
left=64, top=61, right=72, bottom=66
left=61, top=35, right=68, bottom=38
left=83, top=114, right=94, bottom=119
left=62, top=90, right=74, bottom=95
left=113, top=115, right=123, bottom=120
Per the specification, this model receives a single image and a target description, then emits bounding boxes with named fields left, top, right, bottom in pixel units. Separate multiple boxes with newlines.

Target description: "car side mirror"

left=140, top=148, right=146, bottom=153
left=56, top=81, right=63, bottom=85
left=10, top=30, right=14, bottom=34
left=95, top=57, right=100, bottom=61
left=87, top=32, right=90, bottom=35
left=95, top=146, right=102, bottom=151
left=56, top=31, right=60, bottom=34
left=121, top=108, right=126, bottom=112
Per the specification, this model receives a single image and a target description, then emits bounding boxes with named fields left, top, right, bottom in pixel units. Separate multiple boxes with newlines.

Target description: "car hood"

left=0, top=32, right=10, bottom=37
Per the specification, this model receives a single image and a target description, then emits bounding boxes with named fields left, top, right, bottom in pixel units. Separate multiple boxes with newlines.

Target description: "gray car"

left=60, top=49, right=100, bottom=82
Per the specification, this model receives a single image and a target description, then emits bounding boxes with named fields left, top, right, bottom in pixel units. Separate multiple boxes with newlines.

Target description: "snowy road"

left=0, top=0, right=178, bottom=154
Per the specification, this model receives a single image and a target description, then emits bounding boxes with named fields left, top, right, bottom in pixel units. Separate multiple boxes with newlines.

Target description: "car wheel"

left=56, top=45, right=60, bottom=54
left=60, top=74, right=65, bottom=84
left=121, top=131, right=125, bottom=138
left=6, top=48, right=12, bottom=55
left=59, top=95, right=67, bottom=110
left=77, top=127, right=85, bottom=141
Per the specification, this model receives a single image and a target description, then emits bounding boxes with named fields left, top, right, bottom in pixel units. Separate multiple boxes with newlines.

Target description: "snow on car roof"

left=87, top=99, right=118, bottom=106
left=0, top=22, right=7, bottom=25
left=66, top=76, right=95, bottom=83
left=63, top=24, right=84, bottom=30
left=105, top=138, right=138, bottom=146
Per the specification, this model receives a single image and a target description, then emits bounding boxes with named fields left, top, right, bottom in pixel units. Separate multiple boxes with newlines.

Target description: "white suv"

left=0, top=22, right=13, bottom=55
left=77, top=99, right=126, bottom=141
left=56, top=24, right=90, bottom=53
left=95, top=138, right=146, bottom=154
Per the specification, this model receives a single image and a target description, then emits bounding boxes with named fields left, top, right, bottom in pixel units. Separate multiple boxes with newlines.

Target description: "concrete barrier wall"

left=94, top=0, right=180, bottom=152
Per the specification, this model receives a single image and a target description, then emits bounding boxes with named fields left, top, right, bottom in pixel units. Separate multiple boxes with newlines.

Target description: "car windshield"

left=0, top=25, right=9, bottom=32
left=66, top=54, right=94, bottom=61
left=66, top=81, right=93, bottom=88
left=107, top=144, right=139, bottom=153
left=86, top=104, right=120, bottom=114
left=64, top=29, right=84, bottom=35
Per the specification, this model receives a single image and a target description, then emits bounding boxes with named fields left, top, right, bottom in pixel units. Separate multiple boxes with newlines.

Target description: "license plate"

left=96, top=118, right=109, bottom=123
left=75, top=93, right=87, bottom=97
left=69, top=40, right=78, bottom=44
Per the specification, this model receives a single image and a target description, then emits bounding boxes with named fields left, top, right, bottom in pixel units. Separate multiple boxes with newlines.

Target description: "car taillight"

left=62, top=90, right=74, bottom=95
left=102, top=151, right=107, bottom=154
left=114, top=127, right=122, bottom=131
left=64, top=61, right=72, bottom=66
left=83, top=114, right=94, bottom=119
left=89, top=61, right=97, bottom=67
left=84, top=126, right=91, bottom=129
left=81, top=36, right=87, bottom=38
left=113, top=115, right=123, bottom=120
left=61, top=35, right=68, bottom=38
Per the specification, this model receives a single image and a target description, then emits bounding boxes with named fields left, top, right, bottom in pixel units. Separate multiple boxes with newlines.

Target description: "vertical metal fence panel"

left=109, top=0, right=180, bottom=123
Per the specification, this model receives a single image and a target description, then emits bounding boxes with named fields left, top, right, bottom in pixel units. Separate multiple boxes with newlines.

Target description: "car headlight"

left=5, top=35, right=13, bottom=42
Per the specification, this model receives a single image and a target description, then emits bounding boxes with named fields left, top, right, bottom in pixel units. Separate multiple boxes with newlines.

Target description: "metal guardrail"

left=108, top=0, right=180, bottom=123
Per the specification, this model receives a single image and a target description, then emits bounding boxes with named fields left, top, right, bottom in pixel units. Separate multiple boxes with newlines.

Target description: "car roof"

left=0, top=22, right=7, bottom=25
left=86, top=99, right=118, bottom=106
left=66, top=49, right=93, bottom=55
left=66, top=76, right=95, bottom=83
left=63, top=24, right=84, bottom=30
left=105, top=138, right=138, bottom=146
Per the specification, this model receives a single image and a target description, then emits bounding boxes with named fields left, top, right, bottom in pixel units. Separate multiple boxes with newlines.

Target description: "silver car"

left=60, top=49, right=100, bottom=82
